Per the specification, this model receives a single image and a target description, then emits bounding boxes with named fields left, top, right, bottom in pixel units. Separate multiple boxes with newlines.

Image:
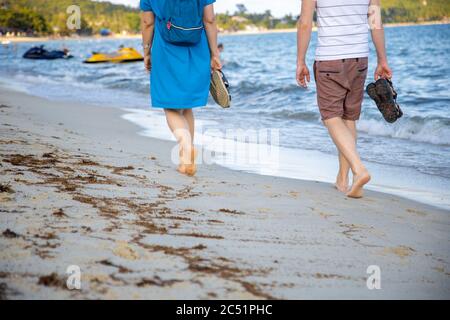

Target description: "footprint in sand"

left=406, top=208, right=427, bottom=217
left=288, top=191, right=300, bottom=198
left=113, top=241, right=139, bottom=260
left=382, top=245, right=415, bottom=259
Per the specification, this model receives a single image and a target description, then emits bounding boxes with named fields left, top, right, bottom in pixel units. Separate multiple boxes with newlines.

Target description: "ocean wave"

left=107, top=80, right=149, bottom=94
left=233, top=81, right=302, bottom=96
left=233, top=80, right=270, bottom=95
left=401, top=95, right=450, bottom=105
left=358, top=116, right=450, bottom=146
left=10, top=72, right=98, bottom=90
left=265, top=84, right=303, bottom=95
left=262, top=109, right=319, bottom=122
left=223, top=61, right=242, bottom=69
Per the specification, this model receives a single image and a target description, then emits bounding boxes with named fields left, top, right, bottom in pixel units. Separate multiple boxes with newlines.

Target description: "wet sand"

left=0, top=87, right=449, bottom=299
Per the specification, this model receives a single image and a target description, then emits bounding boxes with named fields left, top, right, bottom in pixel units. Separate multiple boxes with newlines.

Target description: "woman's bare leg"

left=182, top=108, right=198, bottom=168
left=183, top=109, right=195, bottom=142
left=336, top=120, right=357, bottom=192
left=164, top=109, right=196, bottom=175
left=324, top=117, right=370, bottom=198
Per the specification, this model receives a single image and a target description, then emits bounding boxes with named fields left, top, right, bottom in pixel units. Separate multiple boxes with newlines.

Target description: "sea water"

left=1, top=24, right=449, bottom=209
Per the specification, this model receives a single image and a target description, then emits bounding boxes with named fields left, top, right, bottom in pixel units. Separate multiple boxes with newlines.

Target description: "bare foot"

left=177, top=148, right=187, bottom=174
left=346, top=170, right=371, bottom=198
left=177, top=164, right=187, bottom=174
left=178, top=146, right=197, bottom=177
left=335, top=174, right=349, bottom=193
left=184, top=147, right=197, bottom=177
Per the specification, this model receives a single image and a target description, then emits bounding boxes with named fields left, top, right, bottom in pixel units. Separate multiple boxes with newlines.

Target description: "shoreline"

left=121, top=107, right=450, bottom=211
left=1, top=71, right=448, bottom=210
left=0, top=85, right=449, bottom=299
left=1, top=20, right=448, bottom=43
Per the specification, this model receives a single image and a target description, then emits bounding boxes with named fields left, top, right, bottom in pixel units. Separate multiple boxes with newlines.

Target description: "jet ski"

left=84, top=47, right=144, bottom=64
left=23, top=46, right=73, bottom=60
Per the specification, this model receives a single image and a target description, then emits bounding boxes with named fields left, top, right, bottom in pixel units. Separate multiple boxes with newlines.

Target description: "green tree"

left=0, top=8, right=48, bottom=34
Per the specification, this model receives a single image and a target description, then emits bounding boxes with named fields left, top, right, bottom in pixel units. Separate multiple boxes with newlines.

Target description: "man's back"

left=315, top=0, right=370, bottom=61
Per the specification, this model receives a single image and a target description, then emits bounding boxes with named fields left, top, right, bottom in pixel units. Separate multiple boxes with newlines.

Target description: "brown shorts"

left=313, top=58, right=368, bottom=121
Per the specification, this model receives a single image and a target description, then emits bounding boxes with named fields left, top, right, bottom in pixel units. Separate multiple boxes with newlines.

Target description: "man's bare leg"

left=336, top=120, right=357, bottom=192
left=324, top=117, right=370, bottom=198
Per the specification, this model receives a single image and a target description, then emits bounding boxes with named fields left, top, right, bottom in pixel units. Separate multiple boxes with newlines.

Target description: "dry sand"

left=0, top=87, right=449, bottom=299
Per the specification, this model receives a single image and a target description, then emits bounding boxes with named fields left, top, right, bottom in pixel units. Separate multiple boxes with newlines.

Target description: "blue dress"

left=140, top=0, right=215, bottom=109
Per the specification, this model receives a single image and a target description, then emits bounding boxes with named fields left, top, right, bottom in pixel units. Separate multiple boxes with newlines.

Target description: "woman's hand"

left=211, top=55, right=222, bottom=71
left=141, top=11, right=154, bottom=72
left=144, top=54, right=152, bottom=72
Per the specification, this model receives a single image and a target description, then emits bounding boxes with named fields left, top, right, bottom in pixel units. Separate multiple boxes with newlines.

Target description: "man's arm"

left=369, top=0, right=392, bottom=79
left=204, top=4, right=222, bottom=71
left=296, top=0, right=315, bottom=87
left=141, top=11, right=155, bottom=72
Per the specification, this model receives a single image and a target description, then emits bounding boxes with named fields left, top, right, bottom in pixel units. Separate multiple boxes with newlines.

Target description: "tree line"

left=0, top=0, right=140, bottom=35
left=381, top=0, right=450, bottom=23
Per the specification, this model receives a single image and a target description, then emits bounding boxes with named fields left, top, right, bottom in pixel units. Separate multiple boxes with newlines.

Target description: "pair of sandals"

left=366, top=78, right=403, bottom=123
left=210, top=70, right=231, bottom=108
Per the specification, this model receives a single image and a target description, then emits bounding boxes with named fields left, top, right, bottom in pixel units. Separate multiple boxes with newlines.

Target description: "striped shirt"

left=315, top=0, right=370, bottom=61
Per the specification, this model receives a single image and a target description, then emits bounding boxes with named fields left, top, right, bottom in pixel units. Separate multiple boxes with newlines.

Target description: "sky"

left=98, top=0, right=301, bottom=17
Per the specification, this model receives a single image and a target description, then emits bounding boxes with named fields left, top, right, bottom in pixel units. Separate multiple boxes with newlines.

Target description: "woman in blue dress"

left=140, top=0, right=222, bottom=176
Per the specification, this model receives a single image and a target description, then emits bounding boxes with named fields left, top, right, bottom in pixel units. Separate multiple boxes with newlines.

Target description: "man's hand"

left=144, top=54, right=151, bottom=72
left=374, top=60, right=392, bottom=80
left=296, top=62, right=310, bottom=88
left=296, top=0, right=315, bottom=88
left=211, top=55, right=222, bottom=71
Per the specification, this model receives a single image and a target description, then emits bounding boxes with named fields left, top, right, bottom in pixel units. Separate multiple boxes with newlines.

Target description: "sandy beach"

left=0, top=86, right=449, bottom=300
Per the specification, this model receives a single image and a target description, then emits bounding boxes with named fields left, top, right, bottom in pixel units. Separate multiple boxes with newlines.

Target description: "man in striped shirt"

left=296, top=0, right=392, bottom=198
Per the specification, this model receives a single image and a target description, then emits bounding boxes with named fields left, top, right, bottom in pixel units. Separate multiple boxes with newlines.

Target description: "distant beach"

left=1, top=20, right=448, bottom=43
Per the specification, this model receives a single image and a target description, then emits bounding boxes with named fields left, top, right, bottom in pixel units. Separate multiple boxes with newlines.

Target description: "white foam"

left=358, top=117, right=450, bottom=146
left=0, top=79, right=28, bottom=94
